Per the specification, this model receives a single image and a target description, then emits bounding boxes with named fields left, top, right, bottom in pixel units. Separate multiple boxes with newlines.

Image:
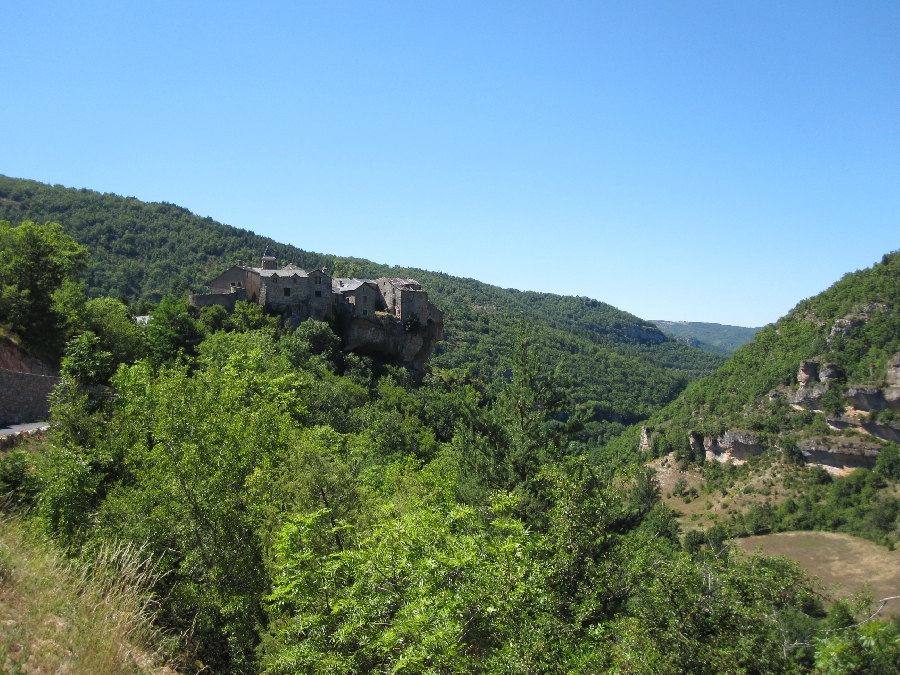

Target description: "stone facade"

left=257, top=266, right=333, bottom=323
left=190, top=249, right=445, bottom=366
left=190, top=250, right=334, bottom=324
left=0, top=368, right=60, bottom=426
left=0, top=338, right=60, bottom=425
left=332, top=279, right=382, bottom=318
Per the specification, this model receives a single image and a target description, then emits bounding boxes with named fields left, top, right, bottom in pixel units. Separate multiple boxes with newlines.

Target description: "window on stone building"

left=362, top=310, right=368, bottom=316
left=315, top=290, right=322, bottom=297
left=283, top=288, right=291, bottom=297
left=362, top=296, right=367, bottom=305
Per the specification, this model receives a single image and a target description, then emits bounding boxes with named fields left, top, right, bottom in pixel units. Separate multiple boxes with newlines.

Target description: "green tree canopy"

left=0, top=220, right=89, bottom=357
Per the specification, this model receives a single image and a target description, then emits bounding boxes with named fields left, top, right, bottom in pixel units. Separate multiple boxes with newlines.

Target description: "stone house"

left=332, top=278, right=382, bottom=318
left=190, top=248, right=443, bottom=333
left=377, top=278, right=432, bottom=324
left=191, top=247, right=334, bottom=323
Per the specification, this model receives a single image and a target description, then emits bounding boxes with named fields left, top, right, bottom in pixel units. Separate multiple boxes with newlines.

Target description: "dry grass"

left=0, top=515, right=178, bottom=674
left=650, top=453, right=831, bottom=529
left=735, top=531, right=900, bottom=617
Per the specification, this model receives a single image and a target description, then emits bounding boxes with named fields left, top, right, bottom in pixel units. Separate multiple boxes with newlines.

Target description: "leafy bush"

left=876, top=444, right=900, bottom=480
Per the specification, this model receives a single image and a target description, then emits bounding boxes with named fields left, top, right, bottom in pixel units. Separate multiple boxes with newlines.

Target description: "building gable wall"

left=210, top=266, right=249, bottom=293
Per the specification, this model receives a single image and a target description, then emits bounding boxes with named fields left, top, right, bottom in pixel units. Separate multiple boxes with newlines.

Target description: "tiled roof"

left=332, top=278, right=375, bottom=292
left=260, top=268, right=309, bottom=278
left=382, top=278, right=421, bottom=291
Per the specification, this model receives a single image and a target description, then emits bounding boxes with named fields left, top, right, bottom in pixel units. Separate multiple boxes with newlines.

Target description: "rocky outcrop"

left=819, top=363, right=842, bottom=383
left=862, top=421, right=900, bottom=444
left=826, top=318, right=861, bottom=346
left=844, top=388, right=900, bottom=414
left=339, top=312, right=444, bottom=370
left=621, top=324, right=667, bottom=344
left=703, top=434, right=720, bottom=459
left=639, top=426, right=652, bottom=453
left=688, top=430, right=704, bottom=455
left=702, top=425, right=885, bottom=470
left=703, top=430, right=764, bottom=463
left=788, top=383, right=828, bottom=408
left=799, top=437, right=881, bottom=470
left=787, top=361, right=831, bottom=407
left=826, top=413, right=900, bottom=443
left=887, top=353, right=900, bottom=386
left=825, top=305, right=890, bottom=347
left=797, top=361, right=819, bottom=385
left=720, top=431, right=765, bottom=460
left=845, top=386, right=885, bottom=411
left=829, top=353, right=900, bottom=412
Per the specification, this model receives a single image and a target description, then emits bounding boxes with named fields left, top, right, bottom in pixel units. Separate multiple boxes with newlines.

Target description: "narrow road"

left=0, top=422, right=49, bottom=438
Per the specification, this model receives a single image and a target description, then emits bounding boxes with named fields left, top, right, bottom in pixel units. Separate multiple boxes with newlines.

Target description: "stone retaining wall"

left=0, top=368, right=60, bottom=425
left=0, top=425, right=49, bottom=449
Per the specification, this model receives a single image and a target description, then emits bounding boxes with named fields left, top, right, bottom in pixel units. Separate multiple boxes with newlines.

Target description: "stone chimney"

left=262, top=246, right=277, bottom=270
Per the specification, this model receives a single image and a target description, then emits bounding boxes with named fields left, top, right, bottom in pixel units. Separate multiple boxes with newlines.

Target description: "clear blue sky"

left=2, top=1, right=898, bottom=326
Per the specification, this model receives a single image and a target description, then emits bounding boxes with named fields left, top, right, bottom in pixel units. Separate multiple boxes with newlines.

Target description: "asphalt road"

left=0, top=422, right=49, bottom=437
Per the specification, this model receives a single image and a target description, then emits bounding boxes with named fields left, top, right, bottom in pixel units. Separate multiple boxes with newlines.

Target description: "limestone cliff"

left=338, top=312, right=444, bottom=370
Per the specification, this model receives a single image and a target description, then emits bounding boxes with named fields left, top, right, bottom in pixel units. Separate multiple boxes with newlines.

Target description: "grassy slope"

left=651, top=320, right=761, bottom=356
left=0, top=508, right=172, bottom=673
left=735, top=532, right=900, bottom=613
left=0, top=175, right=724, bottom=432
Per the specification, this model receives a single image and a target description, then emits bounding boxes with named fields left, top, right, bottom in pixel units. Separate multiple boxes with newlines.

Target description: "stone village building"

left=189, top=248, right=444, bottom=367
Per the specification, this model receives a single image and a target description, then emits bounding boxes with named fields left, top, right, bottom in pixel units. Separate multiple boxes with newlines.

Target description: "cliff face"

left=339, top=313, right=444, bottom=370
left=644, top=251, right=900, bottom=475
left=621, top=324, right=667, bottom=343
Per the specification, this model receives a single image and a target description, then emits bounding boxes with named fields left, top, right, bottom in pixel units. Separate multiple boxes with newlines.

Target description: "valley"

left=0, top=176, right=898, bottom=673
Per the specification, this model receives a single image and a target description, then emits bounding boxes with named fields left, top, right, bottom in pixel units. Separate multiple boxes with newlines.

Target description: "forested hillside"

left=2, top=207, right=899, bottom=673
left=610, top=251, right=900, bottom=552
left=644, top=251, right=900, bottom=441
left=0, top=175, right=724, bottom=440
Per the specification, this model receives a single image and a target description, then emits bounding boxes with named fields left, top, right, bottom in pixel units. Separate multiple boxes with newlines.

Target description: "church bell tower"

left=261, top=246, right=277, bottom=270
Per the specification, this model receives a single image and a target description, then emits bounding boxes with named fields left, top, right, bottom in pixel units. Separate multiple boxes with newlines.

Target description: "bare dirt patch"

left=648, top=453, right=796, bottom=530
left=735, top=531, right=900, bottom=617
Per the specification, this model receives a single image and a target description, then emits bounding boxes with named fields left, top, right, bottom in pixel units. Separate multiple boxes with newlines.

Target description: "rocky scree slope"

left=632, top=250, right=900, bottom=470
left=0, top=176, right=724, bottom=441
